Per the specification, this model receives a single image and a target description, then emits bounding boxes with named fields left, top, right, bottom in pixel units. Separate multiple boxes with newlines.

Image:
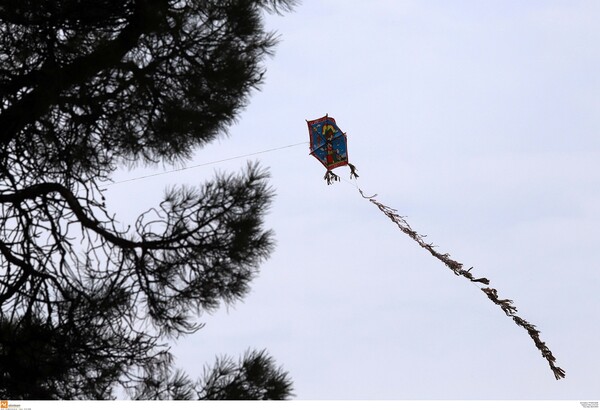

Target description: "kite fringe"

left=358, top=188, right=566, bottom=380
left=324, top=170, right=340, bottom=185
left=324, top=163, right=359, bottom=185
left=348, top=163, right=359, bottom=180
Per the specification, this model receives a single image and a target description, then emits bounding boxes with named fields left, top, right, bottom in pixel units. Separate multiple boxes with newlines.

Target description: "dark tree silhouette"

left=0, top=0, right=296, bottom=399
left=133, top=349, right=293, bottom=400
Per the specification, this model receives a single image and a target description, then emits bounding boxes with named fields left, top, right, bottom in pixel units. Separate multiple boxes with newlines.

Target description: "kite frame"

left=307, top=115, right=350, bottom=171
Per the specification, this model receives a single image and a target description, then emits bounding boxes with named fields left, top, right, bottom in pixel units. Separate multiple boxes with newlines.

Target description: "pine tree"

left=0, top=0, right=296, bottom=399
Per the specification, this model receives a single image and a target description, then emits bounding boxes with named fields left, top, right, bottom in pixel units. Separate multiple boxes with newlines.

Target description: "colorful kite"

left=307, top=115, right=358, bottom=184
left=307, top=114, right=565, bottom=380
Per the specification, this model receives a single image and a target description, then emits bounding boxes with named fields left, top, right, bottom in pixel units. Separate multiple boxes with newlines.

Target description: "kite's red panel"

left=306, top=115, right=349, bottom=171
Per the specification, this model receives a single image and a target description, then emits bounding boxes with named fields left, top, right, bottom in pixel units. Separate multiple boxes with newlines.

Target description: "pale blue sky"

left=107, top=1, right=600, bottom=399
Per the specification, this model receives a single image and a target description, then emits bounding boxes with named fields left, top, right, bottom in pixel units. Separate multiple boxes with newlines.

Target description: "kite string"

left=102, top=141, right=308, bottom=187
left=339, top=174, right=566, bottom=380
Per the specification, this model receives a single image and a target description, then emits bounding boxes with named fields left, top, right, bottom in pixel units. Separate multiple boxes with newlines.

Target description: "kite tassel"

left=348, top=163, right=359, bottom=179
left=324, top=170, right=340, bottom=185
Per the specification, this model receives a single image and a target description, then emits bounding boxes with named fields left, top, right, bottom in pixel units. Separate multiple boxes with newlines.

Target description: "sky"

left=106, top=0, right=600, bottom=400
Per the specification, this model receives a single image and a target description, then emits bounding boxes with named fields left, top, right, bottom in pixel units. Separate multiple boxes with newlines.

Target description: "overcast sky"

left=106, top=0, right=600, bottom=400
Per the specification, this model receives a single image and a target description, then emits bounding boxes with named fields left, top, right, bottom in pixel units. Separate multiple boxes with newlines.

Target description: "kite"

left=306, top=114, right=565, bottom=380
left=307, top=115, right=358, bottom=184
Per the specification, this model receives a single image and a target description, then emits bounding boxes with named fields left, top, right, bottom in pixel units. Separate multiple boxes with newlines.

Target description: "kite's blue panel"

left=307, top=115, right=349, bottom=171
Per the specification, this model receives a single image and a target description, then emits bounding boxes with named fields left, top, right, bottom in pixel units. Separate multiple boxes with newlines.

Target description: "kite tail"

left=358, top=189, right=566, bottom=380
left=324, top=170, right=340, bottom=185
left=481, top=288, right=566, bottom=380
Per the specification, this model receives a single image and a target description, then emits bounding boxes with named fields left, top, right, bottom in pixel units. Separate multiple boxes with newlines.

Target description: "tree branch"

left=0, top=0, right=167, bottom=147
left=0, top=182, right=171, bottom=249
